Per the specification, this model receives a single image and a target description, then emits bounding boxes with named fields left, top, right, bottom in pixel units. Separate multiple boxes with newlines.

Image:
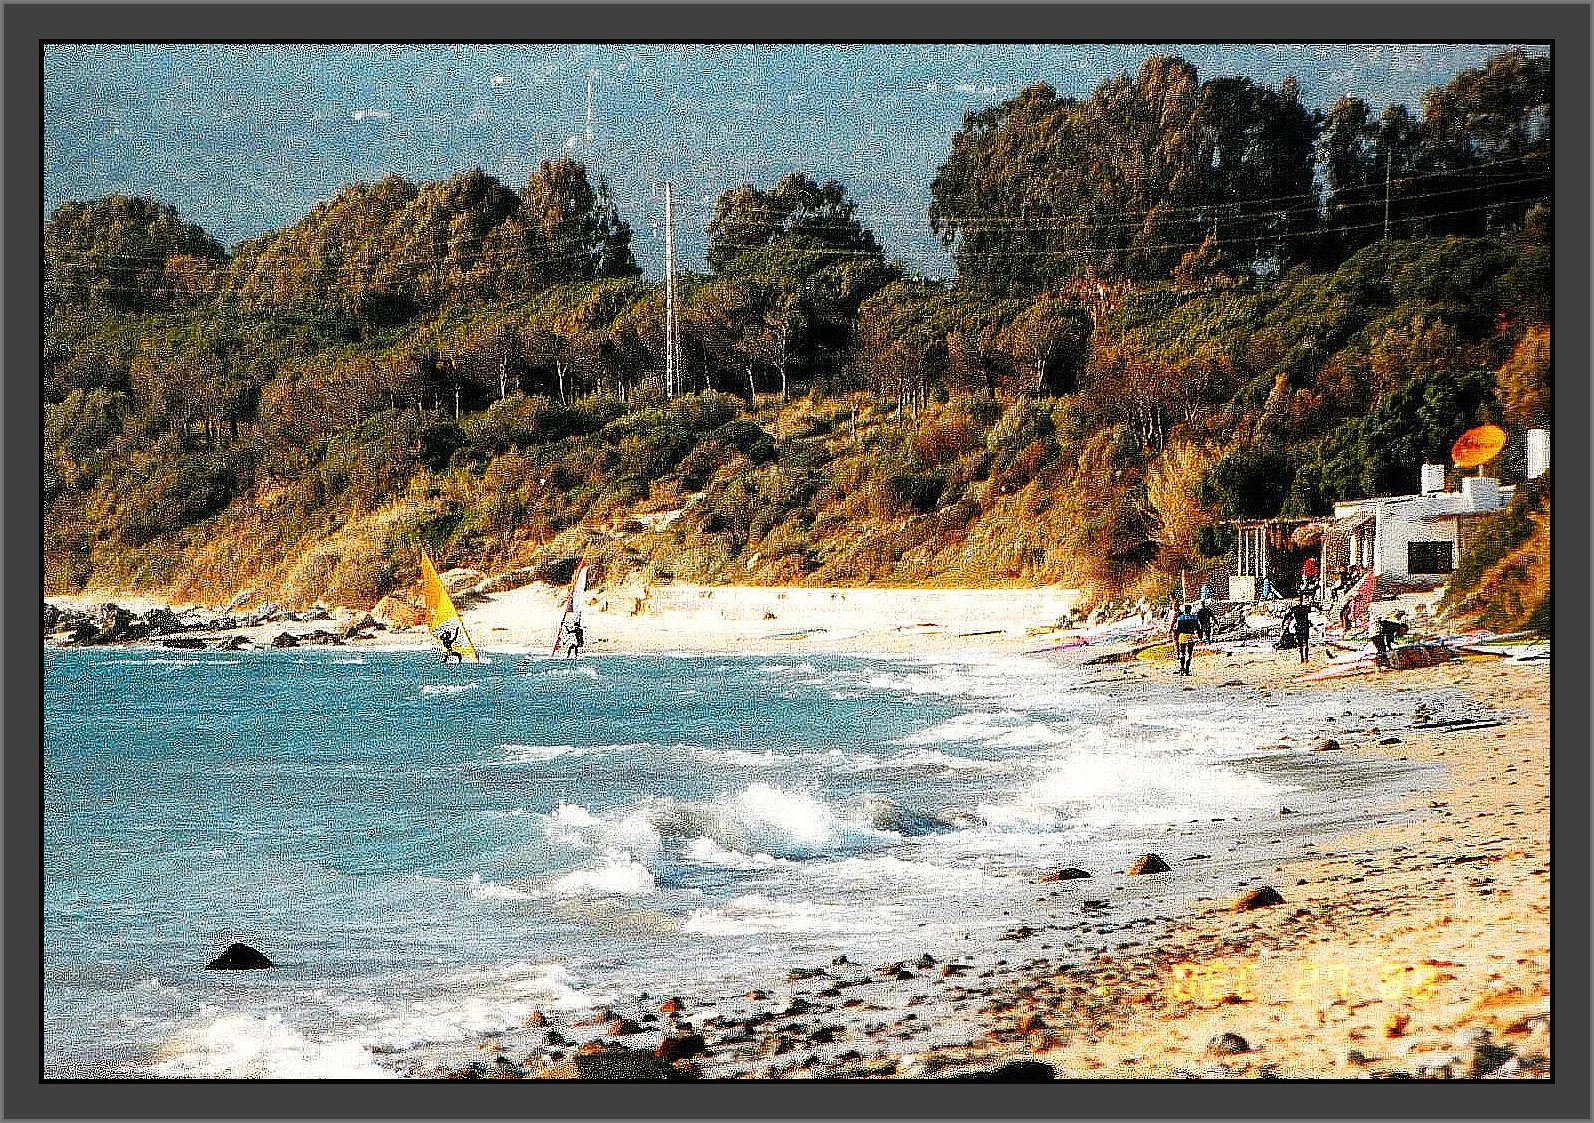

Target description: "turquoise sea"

left=44, top=646, right=1426, bottom=1078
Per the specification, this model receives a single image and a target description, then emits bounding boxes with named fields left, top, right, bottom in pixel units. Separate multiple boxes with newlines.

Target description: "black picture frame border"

left=12, top=5, right=1588, bottom=1120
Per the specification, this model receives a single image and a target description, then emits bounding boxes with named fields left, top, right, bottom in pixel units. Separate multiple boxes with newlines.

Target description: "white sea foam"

left=811, top=853, right=992, bottom=892
left=682, top=836, right=788, bottom=869
left=542, top=783, right=897, bottom=866
left=683, top=746, right=790, bottom=768
left=681, top=893, right=895, bottom=936
left=974, top=749, right=1287, bottom=833
left=421, top=682, right=480, bottom=697
left=498, top=744, right=586, bottom=763
left=150, top=1012, right=392, bottom=1079
left=838, top=748, right=1009, bottom=775
left=104, top=657, right=201, bottom=667
left=466, top=873, right=536, bottom=901
left=544, top=850, right=657, bottom=897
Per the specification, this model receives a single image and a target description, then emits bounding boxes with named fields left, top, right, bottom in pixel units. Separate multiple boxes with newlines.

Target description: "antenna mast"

left=663, top=180, right=679, bottom=399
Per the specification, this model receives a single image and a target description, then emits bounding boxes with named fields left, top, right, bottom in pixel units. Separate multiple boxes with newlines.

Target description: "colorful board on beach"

left=1134, top=641, right=1216, bottom=662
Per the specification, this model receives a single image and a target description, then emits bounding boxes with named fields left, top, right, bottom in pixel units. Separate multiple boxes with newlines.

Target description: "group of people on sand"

left=1165, top=579, right=1410, bottom=676
left=1168, top=599, right=1218, bottom=675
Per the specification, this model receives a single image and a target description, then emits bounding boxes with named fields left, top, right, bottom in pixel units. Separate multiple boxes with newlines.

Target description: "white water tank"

left=1461, top=476, right=1501, bottom=510
left=1527, top=428, right=1550, bottom=479
left=1420, top=462, right=1446, bottom=495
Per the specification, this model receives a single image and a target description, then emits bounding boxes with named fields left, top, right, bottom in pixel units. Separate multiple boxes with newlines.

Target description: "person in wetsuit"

left=1171, top=603, right=1202, bottom=676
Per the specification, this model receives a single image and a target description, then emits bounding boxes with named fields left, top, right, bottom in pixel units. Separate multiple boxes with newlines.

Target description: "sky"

left=43, top=43, right=1547, bottom=277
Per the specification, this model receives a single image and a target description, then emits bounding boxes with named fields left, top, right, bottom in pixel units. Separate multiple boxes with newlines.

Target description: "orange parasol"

left=1451, top=424, right=1507, bottom=469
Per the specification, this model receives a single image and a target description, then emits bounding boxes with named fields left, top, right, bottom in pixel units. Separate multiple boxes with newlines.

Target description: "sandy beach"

left=45, top=581, right=1550, bottom=1080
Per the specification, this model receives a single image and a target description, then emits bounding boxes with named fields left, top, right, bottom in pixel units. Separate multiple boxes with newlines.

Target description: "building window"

left=1407, top=541, right=1454, bottom=575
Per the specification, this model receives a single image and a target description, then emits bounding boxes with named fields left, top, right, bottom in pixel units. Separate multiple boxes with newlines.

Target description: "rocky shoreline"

left=363, top=654, right=1549, bottom=1082
left=45, top=587, right=1550, bottom=1082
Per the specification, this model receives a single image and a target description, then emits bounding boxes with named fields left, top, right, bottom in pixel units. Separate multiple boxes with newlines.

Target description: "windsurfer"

left=564, top=618, right=585, bottom=659
left=438, top=620, right=463, bottom=663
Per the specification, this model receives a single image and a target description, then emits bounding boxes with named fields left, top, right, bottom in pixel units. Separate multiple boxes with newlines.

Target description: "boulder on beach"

left=576, top=1044, right=693, bottom=1080
left=43, top=602, right=60, bottom=631
left=654, top=1030, right=707, bottom=1064
left=1208, top=1032, right=1250, bottom=1056
left=219, top=635, right=251, bottom=650
left=1233, top=885, right=1286, bottom=911
left=1314, top=738, right=1342, bottom=752
left=372, top=592, right=427, bottom=630
left=1039, top=867, right=1092, bottom=882
left=439, top=568, right=487, bottom=595
left=141, top=607, right=185, bottom=635
left=939, top=1059, right=1056, bottom=1081
left=92, top=603, right=135, bottom=643
left=160, top=636, right=207, bottom=649
left=205, top=942, right=273, bottom=970
left=1125, top=853, right=1171, bottom=875
left=269, top=631, right=299, bottom=648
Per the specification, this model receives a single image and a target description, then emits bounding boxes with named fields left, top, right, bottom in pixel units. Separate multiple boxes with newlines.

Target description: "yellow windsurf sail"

left=420, top=551, right=480, bottom=662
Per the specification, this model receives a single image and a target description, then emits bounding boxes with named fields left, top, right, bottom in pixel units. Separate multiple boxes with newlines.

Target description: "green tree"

left=45, top=195, right=225, bottom=313
left=706, top=173, right=882, bottom=274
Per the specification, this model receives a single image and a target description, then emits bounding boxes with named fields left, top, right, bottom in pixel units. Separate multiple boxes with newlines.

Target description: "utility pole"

left=663, top=180, right=678, bottom=399
left=1383, top=146, right=1393, bottom=242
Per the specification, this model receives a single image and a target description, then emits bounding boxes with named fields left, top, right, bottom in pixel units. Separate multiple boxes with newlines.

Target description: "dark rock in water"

left=1207, top=1032, right=1250, bottom=1056
left=1314, top=738, right=1342, bottom=752
left=1278, top=807, right=1295, bottom=816
left=914, top=953, right=937, bottom=968
left=788, top=966, right=827, bottom=982
left=161, top=636, right=207, bottom=649
left=1000, top=926, right=1037, bottom=941
left=1040, top=867, right=1092, bottom=882
left=205, top=942, right=273, bottom=970
left=941, top=1059, right=1056, bottom=1081
left=653, top=1032, right=707, bottom=1065
left=269, top=631, right=299, bottom=648
left=524, top=1010, right=548, bottom=1028
left=657, top=996, right=684, bottom=1014
left=829, top=955, right=852, bottom=966
left=604, top=1017, right=646, bottom=1036
left=1125, top=853, right=1171, bottom=875
left=1233, top=885, right=1286, bottom=911
left=219, top=635, right=251, bottom=650
left=578, top=1044, right=693, bottom=1080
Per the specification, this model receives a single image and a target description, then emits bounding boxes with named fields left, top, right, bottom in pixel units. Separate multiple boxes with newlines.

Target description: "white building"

left=1331, top=472, right=1515, bottom=585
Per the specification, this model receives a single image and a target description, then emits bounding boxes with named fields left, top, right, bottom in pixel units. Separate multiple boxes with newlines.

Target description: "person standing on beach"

left=1287, top=598, right=1314, bottom=663
left=1197, top=601, right=1217, bottom=643
left=1171, top=603, right=1202, bottom=675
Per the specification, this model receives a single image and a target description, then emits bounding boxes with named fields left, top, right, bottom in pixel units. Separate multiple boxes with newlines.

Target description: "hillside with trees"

left=43, top=51, right=1551, bottom=628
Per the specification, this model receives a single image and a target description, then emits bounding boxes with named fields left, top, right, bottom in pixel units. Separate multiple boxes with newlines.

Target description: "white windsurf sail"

left=552, top=561, right=589, bottom=655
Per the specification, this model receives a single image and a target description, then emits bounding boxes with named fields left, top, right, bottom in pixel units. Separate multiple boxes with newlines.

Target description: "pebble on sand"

left=1233, top=886, right=1286, bottom=911
left=1125, top=853, right=1171, bottom=875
